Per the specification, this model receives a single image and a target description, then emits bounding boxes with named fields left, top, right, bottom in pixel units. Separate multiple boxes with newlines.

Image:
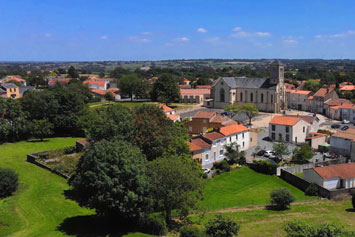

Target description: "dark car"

left=256, top=150, right=266, bottom=156
left=341, top=126, right=349, bottom=131
left=221, top=111, right=231, bottom=117
left=331, top=124, right=341, bottom=129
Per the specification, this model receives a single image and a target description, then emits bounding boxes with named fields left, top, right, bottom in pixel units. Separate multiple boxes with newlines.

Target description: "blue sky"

left=1, top=0, right=355, bottom=61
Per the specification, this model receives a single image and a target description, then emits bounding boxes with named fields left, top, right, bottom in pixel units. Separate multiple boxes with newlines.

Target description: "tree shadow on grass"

left=57, top=214, right=139, bottom=237
left=345, top=208, right=355, bottom=212
left=26, top=139, right=49, bottom=143
left=264, top=205, right=290, bottom=211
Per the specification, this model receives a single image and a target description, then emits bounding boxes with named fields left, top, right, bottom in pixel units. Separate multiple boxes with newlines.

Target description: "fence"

left=27, top=150, right=69, bottom=179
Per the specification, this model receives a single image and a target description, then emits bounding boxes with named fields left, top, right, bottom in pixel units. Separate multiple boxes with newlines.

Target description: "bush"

left=180, top=224, right=206, bottom=237
left=63, top=146, right=76, bottom=154
left=250, top=160, right=277, bottom=175
left=351, top=190, right=355, bottom=210
left=270, top=188, right=295, bottom=210
left=213, top=160, right=230, bottom=174
left=37, top=153, right=49, bottom=160
left=0, top=168, right=19, bottom=198
left=305, top=183, right=318, bottom=196
left=140, top=213, right=167, bottom=236
left=205, top=214, right=240, bottom=237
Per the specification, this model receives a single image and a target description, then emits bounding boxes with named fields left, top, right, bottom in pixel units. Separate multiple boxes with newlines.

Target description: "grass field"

left=200, top=168, right=314, bottom=211
left=0, top=138, right=94, bottom=237
left=190, top=198, right=355, bottom=237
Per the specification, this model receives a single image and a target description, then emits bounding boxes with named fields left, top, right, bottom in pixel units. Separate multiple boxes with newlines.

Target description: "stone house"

left=210, top=60, right=286, bottom=113
left=304, top=163, right=355, bottom=189
left=308, top=88, right=338, bottom=114
left=330, top=128, right=355, bottom=160
left=324, top=98, right=350, bottom=119
left=180, top=88, right=211, bottom=105
left=286, top=89, right=312, bottom=111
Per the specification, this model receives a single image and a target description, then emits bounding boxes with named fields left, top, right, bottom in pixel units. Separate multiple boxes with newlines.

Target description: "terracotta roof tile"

left=210, top=114, right=229, bottom=123
left=158, top=104, right=174, bottom=112
left=203, top=131, right=225, bottom=141
left=269, top=116, right=300, bottom=126
left=180, top=88, right=211, bottom=95
left=188, top=138, right=211, bottom=152
left=340, top=85, right=355, bottom=91
left=313, top=163, right=355, bottom=179
left=48, top=78, right=71, bottom=85
left=313, top=88, right=334, bottom=98
left=324, top=98, right=350, bottom=106
left=84, top=81, right=106, bottom=86
left=192, top=111, right=216, bottom=119
left=219, top=124, right=249, bottom=136
left=91, top=89, right=107, bottom=95
left=332, top=128, right=355, bottom=142
left=167, top=114, right=180, bottom=121
left=287, top=89, right=312, bottom=95
left=338, top=103, right=355, bottom=110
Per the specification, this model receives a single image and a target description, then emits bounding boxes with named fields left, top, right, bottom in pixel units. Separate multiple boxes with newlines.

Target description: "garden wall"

left=27, top=151, right=69, bottom=179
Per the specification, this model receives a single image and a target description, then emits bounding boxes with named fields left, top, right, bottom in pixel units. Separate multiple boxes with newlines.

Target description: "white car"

left=343, top=119, right=350, bottom=124
left=264, top=150, right=273, bottom=157
left=203, top=168, right=211, bottom=174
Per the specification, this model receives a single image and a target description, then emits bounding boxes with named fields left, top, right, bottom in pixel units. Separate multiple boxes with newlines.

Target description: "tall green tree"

left=224, top=142, right=246, bottom=165
left=223, top=104, right=240, bottom=118
left=303, top=79, right=321, bottom=92
left=31, top=119, right=54, bottom=141
left=292, top=144, right=313, bottom=164
left=69, top=140, right=150, bottom=220
left=147, top=154, right=204, bottom=223
left=272, top=140, right=290, bottom=160
left=206, top=215, right=240, bottom=237
left=67, top=66, right=79, bottom=78
left=151, top=73, right=180, bottom=105
left=118, top=74, right=144, bottom=101
left=240, top=103, right=259, bottom=125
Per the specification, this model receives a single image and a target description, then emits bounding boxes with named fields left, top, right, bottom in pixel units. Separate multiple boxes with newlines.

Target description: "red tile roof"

left=324, top=98, right=350, bottom=106
left=219, top=124, right=249, bottom=136
left=158, top=104, right=174, bottom=113
left=313, top=88, right=334, bottom=98
left=6, top=76, right=26, bottom=82
left=338, top=103, right=355, bottom=110
left=313, top=163, right=355, bottom=179
left=192, top=111, right=216, bottom=119
left=196, top=85, right=212, bottom=89
left=287, top=89, right=312, bottom=95
left=180, top=88, right=211, bottom=95
left=84, top=80, right=106, bottom=86
left=332, top=128, right=355, bottom=141
left=91, top=89, right=107, bottom=96
left=167, top=114, right=180, bottom=121
left=188, top=138, right=211, bottom=152
left=340, top=85, right=355, bottom=91
left=308, top=96, right=314, bottom=100
left=183, top=78, right=190, bottom=82
left=269, top=116, right=300, bottom=126
left=203, top=131, right=225, bottom=141
left=48, top=78, right=71, bottom=85
left=210, top=114, right=229, bottom=123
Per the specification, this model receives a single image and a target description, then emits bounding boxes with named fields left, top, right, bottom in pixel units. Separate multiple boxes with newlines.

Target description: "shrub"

left=0, top=168, right=19, bottom=198
left=305, top=183, right=318, bottom=196
left=270, top=188, right=295, bottom=210
left=213, top=160, right=230, bottom=174
left=140, top=213, right=167, bottom=236
left=205, top=214, right=240, bottom=237
left=64, top=146, right=76, bottom=154
left=180, top=224, right=206, bottom=237
left=38, top=153, right=49, bottom=160
left=250, top=160, right=277, bottom=175
left=351, top=190, right=355, bottom=210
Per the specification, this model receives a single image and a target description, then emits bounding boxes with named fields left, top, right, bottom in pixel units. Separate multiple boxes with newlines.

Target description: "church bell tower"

left=270, top=59, right=284, bottom=85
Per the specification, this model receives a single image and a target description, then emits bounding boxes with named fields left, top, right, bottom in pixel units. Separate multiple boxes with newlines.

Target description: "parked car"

left=256, top=150, right=266, bottom=156
left=331, top=124, right=341, bottom=129
left=203, top=168, right=211, bottom=174
left=323, top=152, right=335, bottom=158
left=264, top=150, right=275, bottom=158
left=342, top=119, right=350, bottom=124
left=221, top=112, right=231, bottom=117
left=341, top=126, right=349, bottom=131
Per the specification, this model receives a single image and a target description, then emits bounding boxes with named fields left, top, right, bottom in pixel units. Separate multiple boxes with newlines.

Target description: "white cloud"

left=330, top=33, right=346, bottom=38
left=174, top=37, right=189, bottom=42
left=232, top=27, right=242, bottom=32
left=128, top=36, right=151, bottom=43
left=255, top=42, right=273, bottom=48
left=231, top=31, right=271, bottom=38
left=203, top=37, right=220, bottom=43
left=315, top=30, right=355, bottom=39
left=255, top=32, right=271, bottom=37
left=100, top=35, right=108, bottom=40
left=197, top=27, right=208, bottom=33
left=314, top=35, right=323, bottom=39
left=44, top=33, right=52, bottom=38
left=283, top=39, right=298, bottom=45
left=141, top=32, right=152, bottom=35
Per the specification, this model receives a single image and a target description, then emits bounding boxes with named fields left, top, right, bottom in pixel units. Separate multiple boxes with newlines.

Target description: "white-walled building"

left=286, top=89, right=312, bottom=111
left=219, top=124, right=250, bottom=151
left=304, top=163, right=355, bottom=190
left=330, top=128, right=355, bottom=161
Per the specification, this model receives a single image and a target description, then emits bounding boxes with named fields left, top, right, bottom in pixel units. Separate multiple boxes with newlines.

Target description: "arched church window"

left=250, top=93, right=253, bottom=102
left=261, top=93, right=264, bottom=103
left=240, top=92, right=243, bottom=101
left=220, top=88, right=225, bottom=102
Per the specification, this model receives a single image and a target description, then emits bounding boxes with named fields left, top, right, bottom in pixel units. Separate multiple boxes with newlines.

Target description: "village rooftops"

left=215, top=77, right=277, bottom=89
left=84, top=80, right=106, bottom=86
left=158, top=104, right=174, bottom=113
left=286, top=89, right=312, bottom=95
left=180, top=88, right=211, bottom=95
left=313, top=88, right=334, bottom=98
left=332, top=128, right=355, bottom=142
left=340, top=85, right=355, bottom=91
left=219, top=124, right=249, bottom=136
left=203, top=131, right=225, bottom=141
left=269, top=115, right=301, bottom=126
left=312, top=163, right=355, bottom=180
left=192, top=111, right=216, bottom=119
left=324, top=98, right=351, bottom=106
left=188, top=138, right=211, bottom=152
left=1, top=83, right=18, bottom=89
left=48, top=78, right=71, bottom=85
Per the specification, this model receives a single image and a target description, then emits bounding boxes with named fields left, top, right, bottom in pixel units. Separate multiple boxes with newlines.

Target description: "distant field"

left=200, top=167, right=314, bottom=211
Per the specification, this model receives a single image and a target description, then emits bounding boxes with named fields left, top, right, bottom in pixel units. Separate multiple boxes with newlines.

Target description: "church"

left=210, top=60, right=286, bottom=113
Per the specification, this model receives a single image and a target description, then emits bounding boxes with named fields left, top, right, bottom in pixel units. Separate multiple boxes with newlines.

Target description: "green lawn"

left=0, top=138, right=94, bottom=237
left=200, top=168, right=314, bottom=211
left=190, top=198, right=355, bottom=237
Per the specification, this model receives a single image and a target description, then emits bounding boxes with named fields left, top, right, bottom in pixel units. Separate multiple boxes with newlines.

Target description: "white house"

left=330, top=128, right=355, bottom=160
left=219, top=124, right=250, bottom=151
left=304, top=163, right=355, bottom=190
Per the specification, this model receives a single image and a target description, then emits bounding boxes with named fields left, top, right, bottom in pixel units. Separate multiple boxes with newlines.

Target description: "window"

left=272, top=133, right=275, bottom=139
left=285, top=126, right=289, bottom=133
left=295, top=137, right=298, bottom=143
left=189, top=126, right=192, bottom=132
left=242, top=133, right=244, bottom=139
left=229, top=137, right=232, bottom=142
left=242, top=142, right=245, bottom=148
left=261, top=93, right=264, bottom=103
left=235, top=134, right=238, bottom=140
left=279, top=133, right=282, bottom=140
left=250, top=93, right=253, bottom=102
left=220, top=88, right=225, bottom=102
left=203, top=127, right=207, bottom=133
left=220, top=149, right=224, bottom=155
left=203, top=119, right=207, bottom=123
left=240, top=92, right=243, bottom=101
left=303, top=127, right=305, bottom=133
left=205, top=154, right=209, bottom=161
left=272, top=125, right=275, bottom=131
left=286, top=134, right=289, bottom=142
left=271, top=95, right=274, bottom=103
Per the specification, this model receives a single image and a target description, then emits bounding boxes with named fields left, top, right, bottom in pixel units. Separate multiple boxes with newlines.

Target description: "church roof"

left=271, top=59, right=283, bottom=66
left=217, top=77, right=277, bottom=89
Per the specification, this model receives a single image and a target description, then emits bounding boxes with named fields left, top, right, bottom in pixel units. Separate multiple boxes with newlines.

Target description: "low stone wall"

left=27, top=151, right=69, bottom=179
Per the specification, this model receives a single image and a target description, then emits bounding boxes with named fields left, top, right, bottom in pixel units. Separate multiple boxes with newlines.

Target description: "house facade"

left=304, top=163, right=355, bottom=190
left=180, top=88, right=211, bottom=105
left=330, top=128, right=355, bottom=160
left=286, top=89, right=312, bottom=111
left=308, top=88, right=338, bottom=114
left=211, top=60, right=286, bottom=113
left=0, top=83, right=20, bottom=98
